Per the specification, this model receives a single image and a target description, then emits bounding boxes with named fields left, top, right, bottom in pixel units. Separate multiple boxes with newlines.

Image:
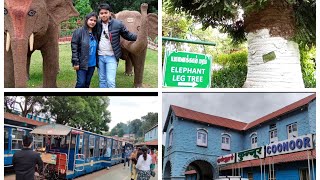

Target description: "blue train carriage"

left=111, top=137, right=124, bottom=165
left=30, top=123, right=113, bottom=179
left=4, top=124, right=35, bottom=167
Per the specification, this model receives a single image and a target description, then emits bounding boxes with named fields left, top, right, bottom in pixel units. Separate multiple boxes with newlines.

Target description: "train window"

left=34, top=135, right=43, bottom=149
left=12, top=128, right=24, bottom=150
left=112, top=140, right=117, bottom=156
left=70, top=134, right=76, bottom=149
left=60, top=136, right=67, bottom=148
left=99, top=137, right=105, bottom=157
left=83, top=134, right=89, bottom=158
left=95, top=137, right=100, bottom=157
left=4, top=128, right=9, bottom=150
left=89, top=135, right=95, bottom=158
left=78, top=134, right=83, bottom=154
left=106, top=139, right=112, bottom=157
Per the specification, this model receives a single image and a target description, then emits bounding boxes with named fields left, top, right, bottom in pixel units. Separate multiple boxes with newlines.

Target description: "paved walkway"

left=76, top=163, right=158, bottom=180
left=4, top=163, right=158, bottom=180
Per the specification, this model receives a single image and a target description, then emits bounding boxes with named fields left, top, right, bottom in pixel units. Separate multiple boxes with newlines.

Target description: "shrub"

left=300, top=45, right=316, bottom=88
left=212, top=50, right=248, bottom=88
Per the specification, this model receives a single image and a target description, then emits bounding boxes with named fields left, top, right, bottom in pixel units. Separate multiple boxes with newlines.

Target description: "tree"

left=110, top=122, right=128, bottom=137
left=42, top=96, right=111, bottom=134
left=4, top=96, right=45, bottom=117
left=90, top=0, right=158, bottom=14
left=141, top=112, right=158, bottom=135
left=165, top=0, right=316, bottom=88
left=128, top=119, right=143, bottom=136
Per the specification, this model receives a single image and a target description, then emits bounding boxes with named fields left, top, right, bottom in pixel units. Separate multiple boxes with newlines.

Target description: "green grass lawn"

left=28, top=44, right=158, bottom=88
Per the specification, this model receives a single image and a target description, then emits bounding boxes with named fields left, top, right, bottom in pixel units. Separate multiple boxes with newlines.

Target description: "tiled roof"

left=220, top=149, right=316, bottom=170
left=163, top=94, right=315, bottom=132
left=4, top=112, right=47, bottom=126
left=135, top=139, right=158, bottom=146
left=169, top=105, right=247, bottom=131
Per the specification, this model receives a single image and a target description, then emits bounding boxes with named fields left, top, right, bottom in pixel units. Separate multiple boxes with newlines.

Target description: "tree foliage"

left=109, top=112, right=158, bottom=140
left=165, top=0, right=315, bottom=45
left=41, top=96, right=111, bottom=134
left=90, top=0, right=158, bottom=14
left=4, top=96, right=45, bottom=117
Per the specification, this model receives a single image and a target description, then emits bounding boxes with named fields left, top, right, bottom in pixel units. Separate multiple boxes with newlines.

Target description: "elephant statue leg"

left=4, top=48, right=15, bottom=87
left=132, top=49, right=147, bottom=88
left=121, top=50, right=134, bottom=76
left=125, top=58, right=134, bottom=76
left=41, top=28, right=59, bottom=88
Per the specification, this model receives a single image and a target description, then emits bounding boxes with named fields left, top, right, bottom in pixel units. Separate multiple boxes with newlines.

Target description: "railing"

left=74, top=154, right=85, bottom=172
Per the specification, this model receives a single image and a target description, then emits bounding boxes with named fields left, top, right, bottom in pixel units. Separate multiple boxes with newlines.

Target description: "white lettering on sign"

left=170, top=67, right=206, bottom=75
left=266, top=134, right=313, bottom=157
left=171, top=56, right=207, bottom=65
left=187, top=76, right=203, bottom=82
left=172, top=75, right=185, bottom=81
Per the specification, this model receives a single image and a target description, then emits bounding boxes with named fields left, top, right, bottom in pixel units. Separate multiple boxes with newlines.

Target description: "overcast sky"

left=162, top=93, right=314, bottom=144
left=108, top=96, right=158, bottom=130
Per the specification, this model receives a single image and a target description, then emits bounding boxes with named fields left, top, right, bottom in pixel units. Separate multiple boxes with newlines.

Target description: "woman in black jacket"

left=71, top=12, right=98, bottom=88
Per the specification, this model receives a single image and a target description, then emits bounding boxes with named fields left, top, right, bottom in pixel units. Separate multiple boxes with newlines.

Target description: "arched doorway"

left=185, top=160, right=214, bottom=180
left=163, top=161, right=172, bottom=180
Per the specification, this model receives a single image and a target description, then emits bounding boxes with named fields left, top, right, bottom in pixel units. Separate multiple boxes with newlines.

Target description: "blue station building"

left=163, top=94, right=316, bottom=180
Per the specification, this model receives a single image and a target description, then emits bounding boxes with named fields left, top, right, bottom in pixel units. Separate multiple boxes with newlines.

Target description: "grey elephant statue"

left=4, top=0, right=79, bottom=88
left=115, top=3, right=158, bottom=88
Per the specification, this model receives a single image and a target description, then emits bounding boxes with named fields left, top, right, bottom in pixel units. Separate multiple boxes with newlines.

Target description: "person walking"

left=96, top=3, right=137, bottom=88
left=136, top=146, right=152, bottom=180
left=124, top=147, right=131, bottom=168
left=150, top=149, right=157, bottom=171
left=130, top=148, right=138, bottom=180
left=71, top=12, right=98, bottom=88
left=12, top=134, right=43, bottom=180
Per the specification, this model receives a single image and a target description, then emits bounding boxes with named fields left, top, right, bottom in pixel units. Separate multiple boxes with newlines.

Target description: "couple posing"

left=71, top=3, right=136, bottom=88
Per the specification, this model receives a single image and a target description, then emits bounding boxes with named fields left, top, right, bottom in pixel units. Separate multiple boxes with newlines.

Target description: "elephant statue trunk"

left=10, top=38, right=29, bottom=87
left=129, top=4, right=149, bottom=53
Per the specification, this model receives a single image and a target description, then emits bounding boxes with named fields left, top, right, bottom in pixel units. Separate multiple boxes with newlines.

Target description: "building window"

left=197, top=129, right=207, bottom=147
left=270, top=129, right=278, bottom=143
left=221, top=134, right=231, bottom=150
left=251, top=134, right=258, bottom=149
left=269, top=169, right=276, bottom=180
left=170, top=115, right=174, bottom=124
left=287, top=123, right=298, bottom=139
left=248, top=172, right=253, bottom=180
left=169, top=129, right=173, bottom=147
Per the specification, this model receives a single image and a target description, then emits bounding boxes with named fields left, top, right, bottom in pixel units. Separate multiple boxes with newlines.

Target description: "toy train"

left=4, top=123, right=134, bottom=179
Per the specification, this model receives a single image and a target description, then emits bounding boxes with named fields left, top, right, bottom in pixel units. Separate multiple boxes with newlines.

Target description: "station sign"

left=217, top=153, right=236, bottom=165
left=266, top=134, right=313, bottom=157
left=236, top=146, right=265, bottom=162
left=163, top=51, right=212, bottom=88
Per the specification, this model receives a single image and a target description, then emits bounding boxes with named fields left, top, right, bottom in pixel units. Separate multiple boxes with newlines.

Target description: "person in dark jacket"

left=97, top=3, right=137, bottom=88
left=71, top=12, right=99, bottom=88
left=13, top=134, right=43, bottom=180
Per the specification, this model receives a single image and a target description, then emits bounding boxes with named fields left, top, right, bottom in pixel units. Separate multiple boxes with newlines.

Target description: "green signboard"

left=163, top=51, right=212, bottom=88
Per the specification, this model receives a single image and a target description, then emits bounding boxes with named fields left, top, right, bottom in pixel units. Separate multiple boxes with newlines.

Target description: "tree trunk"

left=243, top=0, right=304, bottom=88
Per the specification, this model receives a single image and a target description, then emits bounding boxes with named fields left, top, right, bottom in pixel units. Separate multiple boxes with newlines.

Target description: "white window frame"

left=196, top=129, right=208, bottom=147
left=221, top=134, right=231, bottom=150
left=268, top=169, right=276, bottom=180
left=287, top=123, right=298, bottom=139
left=169, top=129, right=173, bottom=147
left=269, top=129, right=278, bottom=143
left=251, top=135, right=258, bottom=149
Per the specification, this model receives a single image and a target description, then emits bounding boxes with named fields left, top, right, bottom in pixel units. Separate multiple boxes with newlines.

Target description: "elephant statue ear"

left=147, top=13, right=158, bottom=42
left=46, top=0, right=79, bottom=25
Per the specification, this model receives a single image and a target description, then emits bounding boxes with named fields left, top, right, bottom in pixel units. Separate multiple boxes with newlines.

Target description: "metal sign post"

left=162, top=37, right=216, bottom=88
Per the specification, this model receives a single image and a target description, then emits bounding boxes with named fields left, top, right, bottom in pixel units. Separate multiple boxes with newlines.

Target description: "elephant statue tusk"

left=29, top=33, right=34, bottom=51
left=6, top=32, right=10, bottom=52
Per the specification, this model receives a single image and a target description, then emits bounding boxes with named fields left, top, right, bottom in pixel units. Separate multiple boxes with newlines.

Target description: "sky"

left=108, top=96, right=158, bottom=130
left=162, top=92, right=314, bottom=144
